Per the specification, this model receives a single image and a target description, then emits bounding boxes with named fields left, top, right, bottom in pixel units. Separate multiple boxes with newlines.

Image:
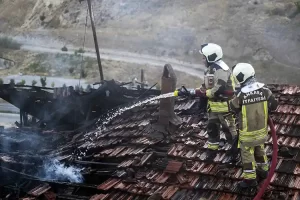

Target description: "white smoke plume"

left=39, top=159, right=84, bottom=183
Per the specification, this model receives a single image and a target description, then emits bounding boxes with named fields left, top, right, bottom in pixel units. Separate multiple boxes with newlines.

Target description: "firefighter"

left=174, top=43, right=238, bottom=160
left=229, top=63, right=278, bottom=188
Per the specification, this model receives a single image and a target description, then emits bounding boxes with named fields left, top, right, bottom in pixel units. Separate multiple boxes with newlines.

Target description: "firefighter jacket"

left=193, top=60, right=237, bottom=113
left=229, top=82, right=278, bottom=146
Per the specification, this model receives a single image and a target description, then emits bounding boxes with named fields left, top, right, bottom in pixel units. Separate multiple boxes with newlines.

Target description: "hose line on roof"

left=253, top=117, right=278, bottom=200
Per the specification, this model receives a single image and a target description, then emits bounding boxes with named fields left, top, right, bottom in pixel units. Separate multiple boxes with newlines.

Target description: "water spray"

left=79, top=92, right=176, bottom=157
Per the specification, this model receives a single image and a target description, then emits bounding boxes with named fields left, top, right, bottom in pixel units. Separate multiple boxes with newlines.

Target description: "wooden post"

left=87, top=0, right=104, bottom=81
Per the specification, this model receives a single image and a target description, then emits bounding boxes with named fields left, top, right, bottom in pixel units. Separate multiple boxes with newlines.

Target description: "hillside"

left=0, top=0, right=300, bottom=84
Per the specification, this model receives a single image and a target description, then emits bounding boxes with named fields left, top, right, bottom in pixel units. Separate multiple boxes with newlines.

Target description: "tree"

left=0, top=78, right=3, bottom=85
left=32, top=80, right=37, bottom=86
left=40, top=77, right=47, bottom=87
left=51, top=82, right=55, bottom=88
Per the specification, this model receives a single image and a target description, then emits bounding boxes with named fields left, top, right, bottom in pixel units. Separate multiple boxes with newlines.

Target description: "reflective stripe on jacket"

left=208, top=100, right=229, bottom=113
left=229, top=84, right=278, bottom=146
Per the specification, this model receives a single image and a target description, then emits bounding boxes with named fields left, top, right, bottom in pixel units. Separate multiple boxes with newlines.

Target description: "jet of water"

left=97, top=92, right=175, bottom=128
left=77, top=92, right=176, bottom=158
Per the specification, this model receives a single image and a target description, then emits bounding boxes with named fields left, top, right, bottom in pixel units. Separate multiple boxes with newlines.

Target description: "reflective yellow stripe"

left=264, top=101, right=268, bottom=127
left=239, top=128, right=268, bottom=142
left=242, top=105, right=247, bottom=131
left=208, top=100, right=229, bottom=113
left=230, top=75, right=236, bottom=90
left=207, top=143, right=219, bottom=150
left=242, top=171, right=257, bottom=179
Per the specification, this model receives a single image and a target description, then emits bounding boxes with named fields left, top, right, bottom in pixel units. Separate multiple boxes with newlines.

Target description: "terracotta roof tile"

left=26, top=84, right=300, bottom=199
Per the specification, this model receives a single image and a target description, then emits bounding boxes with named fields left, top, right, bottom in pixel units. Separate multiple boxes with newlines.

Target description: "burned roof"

left=73, top=84, right=300, bottom=199
left=2, top=84, right=300, bottom=200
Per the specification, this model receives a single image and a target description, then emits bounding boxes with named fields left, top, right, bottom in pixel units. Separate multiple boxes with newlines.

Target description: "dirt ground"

left=0, top=0, right=300, bottom=84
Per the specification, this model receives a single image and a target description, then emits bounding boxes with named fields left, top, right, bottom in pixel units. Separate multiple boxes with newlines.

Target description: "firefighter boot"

left=256, top=168, right=268, bottom=179
left=238, top=179, right=258, bottom=188
left=205, top=149, right=217, bottom=161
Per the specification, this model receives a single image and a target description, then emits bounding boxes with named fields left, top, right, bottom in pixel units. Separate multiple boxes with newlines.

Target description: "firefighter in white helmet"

left=174, top=43, right=238, bottom=160
left=229, top=63, right=278, bottom=188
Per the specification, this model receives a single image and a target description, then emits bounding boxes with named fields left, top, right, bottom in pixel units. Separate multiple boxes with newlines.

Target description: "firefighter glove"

left=174, top=86, right=190, bottom=97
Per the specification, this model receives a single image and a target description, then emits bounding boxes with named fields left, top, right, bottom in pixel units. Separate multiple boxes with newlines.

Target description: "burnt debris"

left=0, top=80, right=160, bottom=130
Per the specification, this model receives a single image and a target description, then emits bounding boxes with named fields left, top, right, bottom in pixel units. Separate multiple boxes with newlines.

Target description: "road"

left=2, top=75, right=88, bottom=88
left=0, top=103, right=19, bottom=113
left=20, top=43, right=205, bottom=78
left=0, top=113, right=19, bottom=128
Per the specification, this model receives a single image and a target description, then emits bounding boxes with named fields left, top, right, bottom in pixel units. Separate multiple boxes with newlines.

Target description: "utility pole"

left=87, top=0, right=104, bottom=81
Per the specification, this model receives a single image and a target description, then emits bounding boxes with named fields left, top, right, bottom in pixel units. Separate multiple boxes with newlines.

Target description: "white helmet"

left=232, top=63, right=255, bottom=84
left=199, top=43, right=223, bottom=63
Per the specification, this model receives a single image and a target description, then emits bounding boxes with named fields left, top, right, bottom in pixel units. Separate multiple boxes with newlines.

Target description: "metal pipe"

left=87, top=0, right=104, bottom=81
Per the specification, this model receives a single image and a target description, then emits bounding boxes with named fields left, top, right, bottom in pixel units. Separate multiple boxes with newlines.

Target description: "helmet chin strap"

left=242, top=76, right=256, bottom=87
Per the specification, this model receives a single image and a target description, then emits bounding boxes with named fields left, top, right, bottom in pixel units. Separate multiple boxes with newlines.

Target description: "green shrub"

left=28, top=62, right=47, bottom=73
left=17, top=80, right=26, bottom=86
left=51, top=82, right=55, bottom=88
left=32, top=80, right=37, bottom=86
left=0, top=37, right=21, bottom=50
left=40, top=77, right=47, bottom=87
left=61, top=46, right=68, bottom=52
left=40, top=15, right=46, bottom=21
left=28, top=63, right=40, bottom=72
left=75, top=48, right=85, bottom=56
left=69, top=67, right=75, bottom=74
left=78, top=48, right=85, bottom=54
left=0, top=78, right=3, bottom=85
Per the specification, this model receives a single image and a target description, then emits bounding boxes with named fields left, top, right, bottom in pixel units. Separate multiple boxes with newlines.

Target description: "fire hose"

left=253, top=117, right=278, bottom=200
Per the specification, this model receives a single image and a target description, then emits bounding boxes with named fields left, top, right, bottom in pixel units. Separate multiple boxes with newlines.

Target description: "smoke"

left=38, top=159, right=84, bottom=183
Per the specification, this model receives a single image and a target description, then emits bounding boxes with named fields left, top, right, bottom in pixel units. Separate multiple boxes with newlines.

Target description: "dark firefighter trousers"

left=207, top=112, right=237, bottom=150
